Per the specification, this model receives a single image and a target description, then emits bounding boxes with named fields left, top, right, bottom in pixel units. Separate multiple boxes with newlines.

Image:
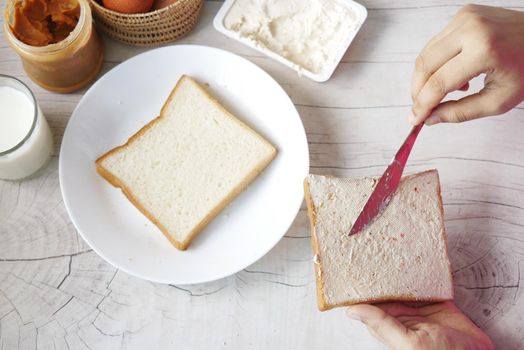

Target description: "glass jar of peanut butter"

left=3, top=0, right=104, bottom=93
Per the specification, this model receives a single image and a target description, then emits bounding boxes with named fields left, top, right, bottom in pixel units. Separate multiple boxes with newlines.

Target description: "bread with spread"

left=304, top=169, right=453, bottom=311
left=96, top=75, right=277, bottom=250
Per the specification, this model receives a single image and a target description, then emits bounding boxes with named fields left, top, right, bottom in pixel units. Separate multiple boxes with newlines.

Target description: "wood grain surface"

left=1, top=1, right=524, bottom=349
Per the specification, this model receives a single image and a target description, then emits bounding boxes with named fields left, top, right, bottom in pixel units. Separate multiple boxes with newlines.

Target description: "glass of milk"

left=0, top=75, right=53, bottom=180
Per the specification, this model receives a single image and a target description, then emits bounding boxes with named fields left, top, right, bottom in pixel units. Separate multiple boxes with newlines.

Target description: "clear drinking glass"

left=0, top=75, right=53, bottom=180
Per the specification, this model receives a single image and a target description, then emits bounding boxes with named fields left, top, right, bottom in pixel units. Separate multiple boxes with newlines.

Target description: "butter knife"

left=348, top=123, right=424, bottom=236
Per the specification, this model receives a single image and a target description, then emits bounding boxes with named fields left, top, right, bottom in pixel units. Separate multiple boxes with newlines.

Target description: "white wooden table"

left=2, top=1, right=524, bottom=349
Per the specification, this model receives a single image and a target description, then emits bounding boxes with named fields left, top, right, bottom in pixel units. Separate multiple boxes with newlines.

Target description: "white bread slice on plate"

left=96, top=75, right=277, bottom=251
left=304, top=169, right=453, bottom=311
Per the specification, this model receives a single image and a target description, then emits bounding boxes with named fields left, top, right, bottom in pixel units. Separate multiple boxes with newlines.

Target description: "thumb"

left=346, top=304, right=410, bottom=348
left=426, top=86, right=512, bottom=125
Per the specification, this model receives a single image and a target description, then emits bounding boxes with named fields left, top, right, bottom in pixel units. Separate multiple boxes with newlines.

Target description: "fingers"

left=411, top=53, right=484, bottom=124
left=347, top=304, right=411, bottom=347
left=427, top=84, right=513, bottom=124
left=410, top=5, right=472, bottom=100
left=409, top=4, right=499, bottom=125
left=411, top=32, right=462, bottom=102
left=421, top=6, right=470, bottom=55
left=375, top=303, right=422, bottom=317
left=397, top=316, right=432, bottom=329
left=375, top=303, right=439, bottom=329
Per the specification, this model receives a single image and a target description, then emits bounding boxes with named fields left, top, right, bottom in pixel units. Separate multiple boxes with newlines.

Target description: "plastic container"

left=213, top=0, right=367, bottom=82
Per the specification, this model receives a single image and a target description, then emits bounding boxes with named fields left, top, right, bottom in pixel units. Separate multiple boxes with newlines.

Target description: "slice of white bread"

left=304, top=169, right=453, bottom=311
left=96, top=75, right=277, bottom=250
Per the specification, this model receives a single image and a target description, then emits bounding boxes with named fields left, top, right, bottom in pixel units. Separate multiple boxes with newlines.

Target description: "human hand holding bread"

left=346, top=302, right=494, bottom=350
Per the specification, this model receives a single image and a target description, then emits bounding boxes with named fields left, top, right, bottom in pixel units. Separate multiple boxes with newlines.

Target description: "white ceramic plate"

left=59, top=45, right=309, bottom=285
left=213, top=0, right=367, bottom=82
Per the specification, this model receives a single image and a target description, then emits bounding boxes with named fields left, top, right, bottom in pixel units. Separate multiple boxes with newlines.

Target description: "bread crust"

left=95, top=75, right=277, bottom=250
left=303, top=178, right=329, bottom=311
left=434, top=170, right=454, bottom=300
left=303, top=169, right=454, bottom=311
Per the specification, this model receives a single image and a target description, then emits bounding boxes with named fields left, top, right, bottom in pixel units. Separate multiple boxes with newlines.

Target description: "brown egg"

left=153, top=0, right=178, bottom=10
left=102, top=0, right=154, bottom=14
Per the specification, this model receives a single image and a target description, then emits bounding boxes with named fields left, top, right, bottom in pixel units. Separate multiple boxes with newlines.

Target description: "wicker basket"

left=89, top=0, right=203, bottom=46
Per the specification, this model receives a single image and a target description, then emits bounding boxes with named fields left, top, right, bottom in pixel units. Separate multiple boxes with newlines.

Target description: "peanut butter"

left=10, top=0, right=80, bottom=46
left=4, top=0, right=104, bottom=93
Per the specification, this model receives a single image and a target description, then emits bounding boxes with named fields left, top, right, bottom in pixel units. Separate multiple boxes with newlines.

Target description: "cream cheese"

left=305, top=171, right=453, bottom=306
left=224, top=0, right=358, bottom=74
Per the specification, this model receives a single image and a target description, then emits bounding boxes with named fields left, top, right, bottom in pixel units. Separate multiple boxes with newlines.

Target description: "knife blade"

left=348, top=123, right=424, bottom=236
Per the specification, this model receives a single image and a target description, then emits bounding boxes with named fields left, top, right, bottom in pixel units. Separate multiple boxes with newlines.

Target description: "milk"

left=0, top=87, right=35, bottom=152
left=0, top=79, right=53, bottom=180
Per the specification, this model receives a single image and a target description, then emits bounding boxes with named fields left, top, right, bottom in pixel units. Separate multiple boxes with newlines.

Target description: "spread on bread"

left=304, top=170, right=453, bottom=311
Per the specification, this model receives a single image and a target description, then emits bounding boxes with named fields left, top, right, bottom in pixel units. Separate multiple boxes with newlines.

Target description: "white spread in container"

left=224, top=0, right=358, bottom=74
